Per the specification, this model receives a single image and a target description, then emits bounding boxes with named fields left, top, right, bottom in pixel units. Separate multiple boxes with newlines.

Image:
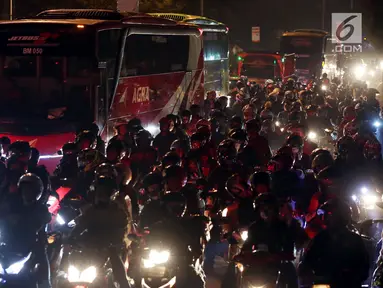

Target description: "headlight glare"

left=68, top=265, right=97, bottom=283
left=5, top=253, right=31, bottom=274
left=308, top=131, right=317, bottom=140
left=143, top=250, right=170, bottom=268
left=240, top=230, right=248, bottom=241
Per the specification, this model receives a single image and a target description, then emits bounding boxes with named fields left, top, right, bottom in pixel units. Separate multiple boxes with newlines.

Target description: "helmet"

left=77, top=149, right=106, bottom=172
left=228, top=129, right=247, bottom=143
left=163, top=165, right=186, bottom=183
left=8, top=141, right=31, bottom=161
left=250, top=172, right=271, bottom=194
left=196, top=126, right=211, bottom=142
left=143, top=172, right=163, bottom=189
left=127, top=118, right=142, bottom=130
left=343, top=106, right=356, bottom=120
left=245, top=119, right=261, bottom=134
left=318, top=198, right=352, bottom=228
left=310, top=148, right=332, bottom=162
left=162, top=192, right=187, bottom=217
left=286, top=134, right=304, bottom=148
left=337, top=136, right=356, bottom=158
left=190, top=133, right=206, bottom=150
left=363, top=139, right=382, bottom=161
left=170, top=139, right=190, bottom=158
left=267, top=153, right=294, bottom=172
left=135, top=129, right=153, bottom=147
left=162, top=152, right=181, bottom=168
left=217, top=140, right=237, bottom=165
left=62, top=142, right=77, bottom=156
left=343, top=120, right=358, bottom=136
left=95, top=163, right=118, bottom=181
left=312, top=153, right=334, bottom=175
left=76, top=130, right=97, bottom=150
left=196, top=119, right=211, bottom=131
left=229, top=116, right=243, bottom=130
left=260, top=109, right=273, bottom=121
left=18, top=173, right=43, bottom=205
left=254, top=193, right=279, bottom=221
left=226, top=174, right=252, bottom=200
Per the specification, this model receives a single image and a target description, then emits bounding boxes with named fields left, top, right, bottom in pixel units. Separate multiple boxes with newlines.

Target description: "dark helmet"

left=162, top=152, right=181, bottom=168
left=343, top=106, right=356, bottom=119
left=142, top=172, right=163, bottom=190
left=196, top=126, right=211, bottom=142
left=18, top=173, right=43, bottom=205
left=163, top=165, right=186, bottom=182
left=127, top=118, right=142, bottom=131
left=190, top=133, right=206, bottom=150
left=310, top=148, right=332, bottom=162
left=29, top=147, right=40, bottom=163
left=363, top=139, right=382, bottom=161
left=286, top=134, right=304, bottom=148
left=318, top=198, right=352, bottom=228
left=135, top=129, right=153, bottom=146
left=162, top=192, right=187, bottom=217
left=170, top=139, right=190, bottom=157
left=254, top=193, right=279, bottom=220
left=312, top=153, right=334, bottom=175
left=267, top=153, right=294, bottom=172
left=76, top=130, right=97, bottom=150
left=226, top=174, right=252, bottom=200
left=77, top=148, right=106, bottom=172
left=229, top=116, right=243, bottom=130
left=95, top=163, right=118, bottom=181
left=336, top=136, right=356, bottom=158
left=250, top=172, right=271, bottom=190
left=217, top=139, right=237, bottom=164
left=245, top=118, right=261, bottom=134
left=228, top=129, right=247, bottom=143
left=9, top=141, right=31, bottom=160
left=62, top=142, right=77, bottom=156
left=93, top=163, right=119, bottom=197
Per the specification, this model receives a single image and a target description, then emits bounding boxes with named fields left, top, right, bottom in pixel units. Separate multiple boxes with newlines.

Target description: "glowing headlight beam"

left=308, top=131, right=317, bottom=140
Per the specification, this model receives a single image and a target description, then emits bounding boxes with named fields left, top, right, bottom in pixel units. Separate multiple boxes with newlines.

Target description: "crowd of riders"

left=3, top=73, right=383, bottom=287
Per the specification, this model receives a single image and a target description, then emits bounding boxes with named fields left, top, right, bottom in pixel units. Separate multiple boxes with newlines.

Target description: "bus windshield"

left=0, top=23, right=97, bottom=128
left=280, top=35, right=324, bottom=55
left=241, top=54, right=279, bottom=79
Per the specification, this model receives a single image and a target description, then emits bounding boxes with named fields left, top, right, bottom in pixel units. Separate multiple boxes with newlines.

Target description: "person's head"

left=18, top=173, right=43, bottom=206
left=62, top=142, right=77, bottom=157
left=76, top=130, right=97, bottom=150
left=218, top=96, right=228, bottom=109
left=250, top=172, right=271, bottom=195
left=92, top=163, right=118, bottom=206
left=106, top=140, right=125, bottom=163
left=159, top=117, right=171, bottom=133
left=207, top=90, right=217, bottom=101
left=318, top=198, right=351, bottom=230
left=28, top=148, right=40, bottom=169
left=190, top=132, right=206, bottom=151
left=77, top=148, right=106, bottom=173
left=343, top=106, right=356, bottom=121
left=255, top=194, right=279, bottom=222
left=8, top=141, right=31, bottom=171
left=162, top=192, right=187, bottom=218
left=322, top=73, right=328, bottom=79
left=229, top=116, right=243, bottom=131
left=226, top=174, right=253, bottom=200
left=161, top=152, right=181, bottom=169
left=170, top=139, right=190, bottom=159
left=115, top=123, right=129, bottom=137
left=0, top=136, right=11, bottom=157
left=167, top=114, right=180, bottom=132
left=260, top=109, right=273, bottom=122
left=316, top=166, right=343, bottom=194
left=245, top=118, right=261, bottom=138
left=180, top=110, right=191, bottom=125
left=217, top=139, right=237, bottom=166
left=310, top=148, right=332, bottom=163
left=163, top=165, right=187, bottom=192
left=190, top=104, right=201, bottom=117
left=286, top=134, right=304, bottom=157
left=142, top=172, right=163, bottom=200
left=363, top=139, right=382, bottom=162
left=337, top=136, right=357, bottom=161
left=135, top=129, right=153, bottom=148
left=312, top=153, right=334, bottom=175
left=243, top=104, right=255, bottom=122
left=228, top=129, right=247, bottom=152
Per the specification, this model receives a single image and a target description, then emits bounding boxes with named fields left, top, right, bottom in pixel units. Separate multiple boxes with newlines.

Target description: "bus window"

left=204, top=32, right=228, bottom=61
left=4, top=56, right=36, bottom=77
left=42, top=57, right=63, bottom=79
left=121, top=34, right=189, bottom=77
left=97, top=29, right=121, bottom=78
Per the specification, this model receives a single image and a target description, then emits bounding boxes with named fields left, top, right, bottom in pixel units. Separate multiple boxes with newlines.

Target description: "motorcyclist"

left=53, top=142, right=78, bottom=179
left=0, top=173, right=51, bottom=288
left=338, top=106, right=356, bottom=138
left=106, top=139, right=125, bottom=164
left=153, top=117, right=179, bottom=159
left=28, top=147, right=51, bottom=205
left=228, top=129, right=247, bottom=153
left=299, top=199, right=370, bottom=288
left=0, top=136, right=11, bottom=160
left=250, top=171, right=271, bottom=196
left=286, top=134, right=310, bottom=170
left=70, top=164, right=131, bottom=288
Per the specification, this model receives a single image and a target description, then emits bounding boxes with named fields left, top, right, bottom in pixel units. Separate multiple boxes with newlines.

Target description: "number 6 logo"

left=336, top=15, right=357, bottom=41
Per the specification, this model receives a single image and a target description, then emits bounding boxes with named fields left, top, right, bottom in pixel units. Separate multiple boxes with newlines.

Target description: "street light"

left=9, top=0, right=13, bottom=20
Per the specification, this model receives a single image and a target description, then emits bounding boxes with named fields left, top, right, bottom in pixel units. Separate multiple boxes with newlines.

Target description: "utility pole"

left=9, top=0, right=13, bottom=20
left=200, top=0, right=204, bottom=16
left=350, top=0, right=354, bottom=10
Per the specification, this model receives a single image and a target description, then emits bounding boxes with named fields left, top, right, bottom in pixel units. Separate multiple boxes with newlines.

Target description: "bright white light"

left=280, top=128, right=285, bottom=132
left=308, top=131, right=317, bottom=140
left=362, top=194, right=378, bottom=210
left=275, top=121, right=281, bottom=127
left=380, top=61, right=383, bottom=70
left=222, top=207, right=228, bottom=218
left=40, top=154, right=63, bottom=159
left=352, top=195, right=357, bottom=201
left=240, top=230, right=248, bottom=241
left=68, top=265, right=97, bottom=283
left=321, top=85, right=327, bottom=91
left=353, top=65, right=366, bottom=79
left=369, top=70, right=376, bottom=77
left=374, top=121, right=381, bottom=128
left=145, top=125, right=159, bottom=136
left=5, top=253, right=32, bottom=274
left=143, top=250, right=170, bottom=268
left=56, top=214, right=65, bottom=225
left=361, top=187, right=368, bottom=194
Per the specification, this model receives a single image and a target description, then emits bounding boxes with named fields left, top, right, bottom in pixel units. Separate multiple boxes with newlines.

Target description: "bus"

left=280, top=30, right=328, bottom=82
left=237, top=51, right=282, bottom=84
left=150, top=13, right=229, bottom=96
left=0, top=9, right=203, bottom=172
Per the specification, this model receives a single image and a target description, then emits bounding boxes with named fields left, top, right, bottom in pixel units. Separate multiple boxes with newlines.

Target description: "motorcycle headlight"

left=56, top=214, right=66, bottom=226
left=275, top=121, right=281, bottom=127
left=240, top=230, right=248, bottom=241
left=68, top=265, right=97, bottom=283
left=374, top=121, right=381, bottom=128
left=142, top=250, right=170, bottom=268
left=321, top=85, right=327, bottom=91
left=222, top=207, right=228, bottom=218
left=4, top=252, right=31, bottom=274
left=308, top=131, right=317, bottom=141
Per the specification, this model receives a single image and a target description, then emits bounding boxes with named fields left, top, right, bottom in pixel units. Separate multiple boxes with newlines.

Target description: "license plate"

left=145, top=266, right=166, bottom=278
